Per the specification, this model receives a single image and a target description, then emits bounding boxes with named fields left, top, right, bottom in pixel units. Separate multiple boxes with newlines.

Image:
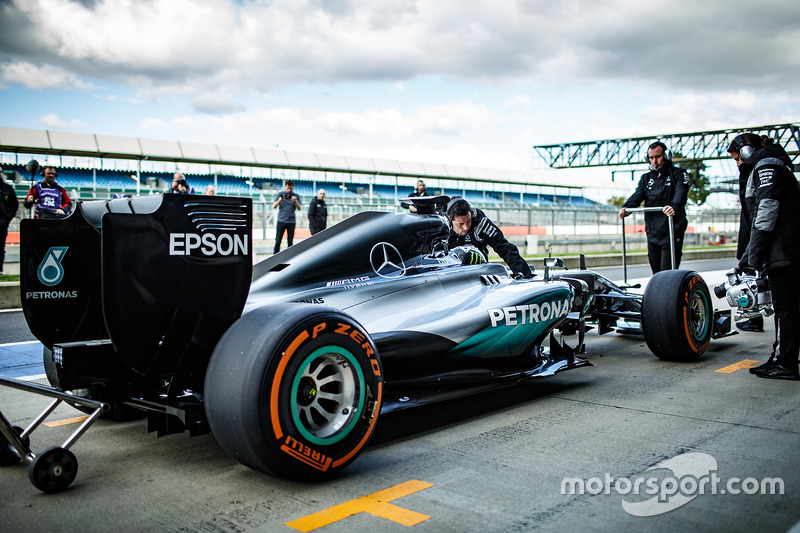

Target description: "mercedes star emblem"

left=370, top=242, right=406, bottom=278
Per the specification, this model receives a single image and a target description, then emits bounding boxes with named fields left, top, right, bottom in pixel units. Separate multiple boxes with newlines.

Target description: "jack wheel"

left=28, top=446, right=78, bottom=493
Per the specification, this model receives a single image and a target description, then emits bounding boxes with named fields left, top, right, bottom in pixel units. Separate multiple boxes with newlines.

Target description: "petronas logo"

left=37, top=247, right=68, bottom=286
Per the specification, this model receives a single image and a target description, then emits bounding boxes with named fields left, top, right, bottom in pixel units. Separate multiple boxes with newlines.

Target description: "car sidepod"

left=450, top=282, right=574, bottom=359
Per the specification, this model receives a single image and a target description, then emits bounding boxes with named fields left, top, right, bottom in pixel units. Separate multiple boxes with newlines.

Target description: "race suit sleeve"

left=474, top=217, right=532, bottom=277
left=747, top=166, right=780, bottom=270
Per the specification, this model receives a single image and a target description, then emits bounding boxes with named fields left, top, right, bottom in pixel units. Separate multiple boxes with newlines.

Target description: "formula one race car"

left=0, top=194, right=731, bottom=491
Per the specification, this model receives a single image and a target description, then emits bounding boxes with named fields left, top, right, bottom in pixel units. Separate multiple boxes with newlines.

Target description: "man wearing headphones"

left=729, top=133, right=800, bottom=380
left=446, top=197, right=532, bottom=278
left=731, top=135, right=776, bottom=333
left=619, top=141, right=689, bottom=274
left=23, top=166, right=71, bottom=219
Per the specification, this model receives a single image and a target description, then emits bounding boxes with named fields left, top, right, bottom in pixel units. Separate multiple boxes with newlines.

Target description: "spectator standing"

left=167, top=172, right=195, bottom=194
left=308, top=189, right=327, bottom=235
left=410, top=180, right=427, bottom=198
left=204, top=184, right=216, bottom=196
left=404, top=180, right=429, bottom=213
left=273, top=180, right=301, bottom=253
left=619, top=142, right=689, bottom=274
left=0, top=166, right=19, bottom=274
left=23, top=166, right=71, bottom=219
left=729, top=133, right=800, bottom=380
left=446, top=197, right=532, bottom=278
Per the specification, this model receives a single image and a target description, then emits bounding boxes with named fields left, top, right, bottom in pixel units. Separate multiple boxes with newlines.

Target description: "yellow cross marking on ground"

left=716, top=360, right=760, bottom=374
left=285, top=479, right=434, bottom=532
left=44, top=415, right=90, bottom=427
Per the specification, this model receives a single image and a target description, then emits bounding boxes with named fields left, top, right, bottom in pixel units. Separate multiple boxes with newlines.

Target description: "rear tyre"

left=642, top=270, right=713, bottom=361
left=205, top=305, right=383, bottom=481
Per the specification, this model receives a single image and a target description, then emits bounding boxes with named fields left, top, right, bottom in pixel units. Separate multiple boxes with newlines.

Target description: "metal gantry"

left=533, top=123, right=800, bottom=168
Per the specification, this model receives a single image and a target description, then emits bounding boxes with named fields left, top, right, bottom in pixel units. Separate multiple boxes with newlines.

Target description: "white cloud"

left=93, top=93, right=141, bottom=104
left=39, top=113, right=87, bottom=130
left=137, top=100, right=490, bottom=144
left=0, top=60, right=93, bottom=90
left=504, top=95, right=531, bottom=109
left=130, top=99, right=528, bottom=168
left=1, top=0, right=797, bottom=175
left=190, top=94, right=246, bottom=115
left=3, top=0, right=800, bottom=94
left=347, top=143, right=528, bottom=170
left=633, top=90, right=800, bottom=137
left=313, top=101, right=489, bottom=138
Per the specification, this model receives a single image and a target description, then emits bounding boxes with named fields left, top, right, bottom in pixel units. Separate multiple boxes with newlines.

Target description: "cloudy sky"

left=1, top=0, right=798, bottom=187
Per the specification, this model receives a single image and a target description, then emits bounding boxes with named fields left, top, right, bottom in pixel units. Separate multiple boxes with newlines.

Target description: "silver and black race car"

left=0, top=194, right=730, bottom=490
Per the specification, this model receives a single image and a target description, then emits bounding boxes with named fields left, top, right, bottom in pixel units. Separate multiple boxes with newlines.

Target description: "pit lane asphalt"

left=1, top=258, right=799, bottom=533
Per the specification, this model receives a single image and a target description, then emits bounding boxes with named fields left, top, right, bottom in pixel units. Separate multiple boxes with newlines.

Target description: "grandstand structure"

left=0, top=126, right=750, bottom=264
left=0, top=126, right=615, bottom=237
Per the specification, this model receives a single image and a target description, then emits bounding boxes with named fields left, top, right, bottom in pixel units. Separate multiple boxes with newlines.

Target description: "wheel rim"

left=688, top=288, right=710, bottom=340
left=30, top=448, right=77, bottom=493
left=290, top=345, right=365, bottom=445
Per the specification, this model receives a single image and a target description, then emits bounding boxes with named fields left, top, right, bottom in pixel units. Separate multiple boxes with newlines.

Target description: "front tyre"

left=642, top=270, right=712, bottom=361
left=204, top=305, right=383, bottom=480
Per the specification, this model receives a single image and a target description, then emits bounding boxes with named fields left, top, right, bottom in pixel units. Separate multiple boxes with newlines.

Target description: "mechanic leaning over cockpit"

left=445, top=197, right=533, bottom=279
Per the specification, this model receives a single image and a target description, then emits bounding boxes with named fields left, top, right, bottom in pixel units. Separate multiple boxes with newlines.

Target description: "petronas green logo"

left=37, top=247, right=68, bottom=287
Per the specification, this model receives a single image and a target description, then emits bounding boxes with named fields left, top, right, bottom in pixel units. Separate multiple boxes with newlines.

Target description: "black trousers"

left=0, top=221, right=7, bottom=272
left=767, top=266, right=800, bottom=371
left=274, top=222, right=296, bottom=253
left=646, top=233, right=684, bottom=274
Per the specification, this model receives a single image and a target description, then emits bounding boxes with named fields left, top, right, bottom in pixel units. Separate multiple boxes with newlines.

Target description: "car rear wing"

left=20, top=194, right=253, bottom=379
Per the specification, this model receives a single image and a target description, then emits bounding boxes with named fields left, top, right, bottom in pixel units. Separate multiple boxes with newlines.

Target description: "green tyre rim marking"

left=689, top=287, right=710, bottom=342
left=290, top=345, right=366, bottom=446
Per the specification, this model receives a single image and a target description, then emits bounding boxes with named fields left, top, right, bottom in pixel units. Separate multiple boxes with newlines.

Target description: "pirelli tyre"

left=641, top=270, right=713, bottom=362
left=204, top=305, right=383, bottom=481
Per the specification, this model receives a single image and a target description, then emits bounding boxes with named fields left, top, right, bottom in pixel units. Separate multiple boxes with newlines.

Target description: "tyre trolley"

left=0, top=375, right=108, bottom=493
left=619, top=205, right=676, bottom=285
